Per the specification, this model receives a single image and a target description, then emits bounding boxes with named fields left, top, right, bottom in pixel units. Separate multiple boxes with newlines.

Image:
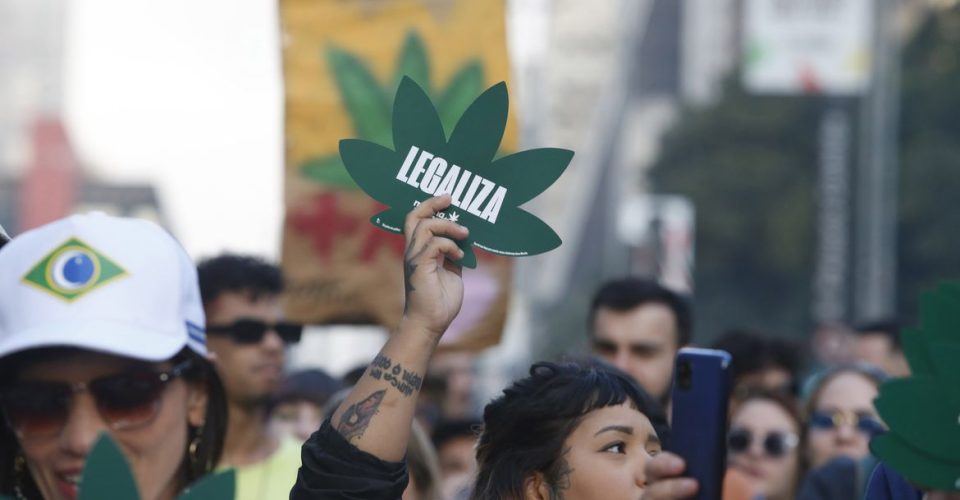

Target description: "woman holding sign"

left=0, top=214, right=228, bottom=500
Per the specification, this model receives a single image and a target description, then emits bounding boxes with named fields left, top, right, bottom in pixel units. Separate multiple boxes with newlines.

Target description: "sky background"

left=64, top=0, right=285, bottom=260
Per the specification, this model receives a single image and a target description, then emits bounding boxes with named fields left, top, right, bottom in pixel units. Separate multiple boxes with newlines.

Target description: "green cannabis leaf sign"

left=48, top=434, right=236, bottom=500
left=871, top=282, right=960, bottom=491
left=340, top=77, right=573, bottom=268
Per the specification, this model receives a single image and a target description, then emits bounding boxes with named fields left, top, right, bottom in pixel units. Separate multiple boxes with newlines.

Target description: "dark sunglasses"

left=727, top=428, right=799, bottom=458
left=808, top=410, right=885, bottom=436
left=0, top=359, right=192, bottom=440
left=205, top=319, right=303, bottom=344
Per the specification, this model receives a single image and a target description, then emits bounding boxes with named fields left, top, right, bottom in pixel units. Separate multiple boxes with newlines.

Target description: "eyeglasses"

left=727, top=428, right=799, bottom=458
left=0, top=359, right=192, bottom=440
left=808, top=410, right=885, bottom=436
left=205, top=319, right=303, bottom=344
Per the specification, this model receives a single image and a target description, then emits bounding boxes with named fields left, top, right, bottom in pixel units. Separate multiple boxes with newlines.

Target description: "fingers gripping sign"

left=401, top=194, right=469, bottom=342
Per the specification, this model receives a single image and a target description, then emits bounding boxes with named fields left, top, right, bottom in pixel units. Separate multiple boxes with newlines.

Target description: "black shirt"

left=290, top=419, right=408, bottom=500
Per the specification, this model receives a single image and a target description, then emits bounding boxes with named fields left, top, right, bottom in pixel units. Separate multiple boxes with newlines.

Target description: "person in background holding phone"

left=0, top=214, right=228, bottom=499
left=726, top=390, right=804, bottom=500
left=197, top=255, right=304, bottom=500
left=588, top=278, right=692, bottom=412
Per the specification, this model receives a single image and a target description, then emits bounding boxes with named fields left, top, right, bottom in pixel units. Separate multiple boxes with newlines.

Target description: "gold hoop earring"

left=14, top=452, right=28, bottom=500
left=188, top=425, right=205, bottom=471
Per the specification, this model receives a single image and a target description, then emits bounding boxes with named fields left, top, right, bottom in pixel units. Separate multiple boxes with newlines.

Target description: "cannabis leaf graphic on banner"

left=870, top=282, right=960, bottom=491
left=340, top=77, right=572, bottom=269
left=301, top=31, right=485, bottom=190
left=0, top=434, right=237, bottom=500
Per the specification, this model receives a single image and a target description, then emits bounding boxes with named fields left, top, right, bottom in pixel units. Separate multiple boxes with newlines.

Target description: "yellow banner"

left=280, top=0, right=516, bottom=350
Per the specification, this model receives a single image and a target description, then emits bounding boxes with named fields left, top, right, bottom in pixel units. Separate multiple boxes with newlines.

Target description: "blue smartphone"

left=668, top=347, right=731, bottom=500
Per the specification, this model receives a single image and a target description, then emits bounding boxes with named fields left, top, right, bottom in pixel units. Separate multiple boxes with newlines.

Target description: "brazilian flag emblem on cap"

left=22, top=238, right=127, bottom=301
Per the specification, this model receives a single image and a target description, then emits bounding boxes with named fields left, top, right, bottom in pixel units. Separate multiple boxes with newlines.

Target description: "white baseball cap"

left=0, top=213, right=206, bottom=361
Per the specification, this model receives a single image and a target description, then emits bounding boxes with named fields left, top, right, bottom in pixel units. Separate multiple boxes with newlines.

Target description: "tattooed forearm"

left=368, top=354, right=424, bottom=397
left=336, top=390, right=386, bottom=441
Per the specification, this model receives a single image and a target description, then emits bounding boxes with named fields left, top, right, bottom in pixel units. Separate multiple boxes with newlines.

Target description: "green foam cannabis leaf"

left=871, top=282, right=960, bottom=491
left=340, top=77, right=572, bottom=268
left=70, top=434, right=236, bottom=500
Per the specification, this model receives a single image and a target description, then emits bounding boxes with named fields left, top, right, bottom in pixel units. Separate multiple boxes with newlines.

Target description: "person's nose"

left=636, top=455, right=648, bottom=488
left=59, top=392, right=108, bottom=458
left=835, top=421, right=858, bottom=442
left=261, top=328, right=285, bottom=352
left=613, top=349, right=631, bottom=372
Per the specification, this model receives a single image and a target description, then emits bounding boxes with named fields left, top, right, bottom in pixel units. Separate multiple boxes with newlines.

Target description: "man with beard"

left=198, top=254, right=303, bottom=500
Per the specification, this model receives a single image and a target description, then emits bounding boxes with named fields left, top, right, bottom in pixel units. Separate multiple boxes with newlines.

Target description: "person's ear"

left=187, top=381, right=209, bottom=427
left=523, top=472, right=553, bottom=500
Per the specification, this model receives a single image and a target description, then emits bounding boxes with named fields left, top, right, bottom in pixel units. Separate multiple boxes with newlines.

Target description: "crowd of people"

left=0, top=198, right=956, bottom=499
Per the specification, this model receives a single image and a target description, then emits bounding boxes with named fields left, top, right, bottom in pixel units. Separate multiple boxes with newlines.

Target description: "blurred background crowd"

left=2, top=0, right=959, bottom=498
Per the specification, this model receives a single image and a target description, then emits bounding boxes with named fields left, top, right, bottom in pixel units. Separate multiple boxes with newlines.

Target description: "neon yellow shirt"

left=227, top=437, right=302, bottom=500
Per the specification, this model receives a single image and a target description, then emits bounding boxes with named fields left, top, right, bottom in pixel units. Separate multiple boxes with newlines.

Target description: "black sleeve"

left=289, top=418, right=408, bottom=500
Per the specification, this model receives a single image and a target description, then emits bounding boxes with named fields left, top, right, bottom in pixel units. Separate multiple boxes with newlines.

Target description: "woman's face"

left=13, top=352, right=208, bottom=500
left=805, top=372, right=880, bottom=468
left=727, top=399, right=800, bottom=500
left=542, top=403, right=661, bottom=499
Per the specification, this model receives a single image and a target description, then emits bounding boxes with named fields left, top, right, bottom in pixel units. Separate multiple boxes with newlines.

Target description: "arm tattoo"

left=368, top=354, right=424, bottom=397
left=336, top=390, right=386, bottom=441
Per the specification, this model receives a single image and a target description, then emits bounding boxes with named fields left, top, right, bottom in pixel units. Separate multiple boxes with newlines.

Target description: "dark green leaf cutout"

left=446, top=82, right=508, bottom=169
left=392, top=77, right=447, bottom=153
left=900, top=326, right=934, bottom=376
left=872, top=281, right=960, bottom=491
left=871, top=432, right=960, bottom=491
left=178, top=470, right=236, bottom=500
left=341, top=77, right=571, bottom=268
left=873, top=377, right=960, bottom=461
left=486, top=148, right=574, bottom=205
left=79, top=434, right=140, bottom=500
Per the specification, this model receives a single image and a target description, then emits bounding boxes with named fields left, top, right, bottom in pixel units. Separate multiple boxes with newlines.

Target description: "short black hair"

left=471, top=361, right=668, bottom=499
left=196, top=254, right=283, bottom=306
left=588, top=277, right=693, bottom=346
left=853, top=318, right=902, bottom=350
left=711, top=329, right=803, bottom=392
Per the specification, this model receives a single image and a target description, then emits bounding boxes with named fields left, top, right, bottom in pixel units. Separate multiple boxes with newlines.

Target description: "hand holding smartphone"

left=667, top=348, right=732, bottom=500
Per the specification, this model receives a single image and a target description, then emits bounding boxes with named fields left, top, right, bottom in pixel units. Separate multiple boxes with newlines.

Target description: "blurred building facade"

left=0, top=0, right=164, bottom=237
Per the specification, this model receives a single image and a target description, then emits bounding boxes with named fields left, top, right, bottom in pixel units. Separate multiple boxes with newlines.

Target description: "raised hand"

left=400, top=194, right=469, bottom=342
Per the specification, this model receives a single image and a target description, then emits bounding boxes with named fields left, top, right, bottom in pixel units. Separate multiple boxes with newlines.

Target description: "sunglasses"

left=0, top=359, right=192, bottom=440
left=727, top=428, right=799, bottom=458
left=808, top=410, right=885, bottom=436
left=205, top=319, right=303, bottom=344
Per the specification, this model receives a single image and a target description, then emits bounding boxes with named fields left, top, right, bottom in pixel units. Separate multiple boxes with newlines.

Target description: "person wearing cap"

left=0, top=213, right=228, bottom=500
left=196, top=254, right=303, bottom=500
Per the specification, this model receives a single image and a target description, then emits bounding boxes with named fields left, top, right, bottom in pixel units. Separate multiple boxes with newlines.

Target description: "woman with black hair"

left=472, top=362, right=669, bottom=499
left=0, top=214, right=228, bottom=500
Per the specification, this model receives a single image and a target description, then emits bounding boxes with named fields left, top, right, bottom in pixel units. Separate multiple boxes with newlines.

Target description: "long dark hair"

left=0, top=347, right=227, bottom=499
left=471, top=361, right=667, bottom=499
